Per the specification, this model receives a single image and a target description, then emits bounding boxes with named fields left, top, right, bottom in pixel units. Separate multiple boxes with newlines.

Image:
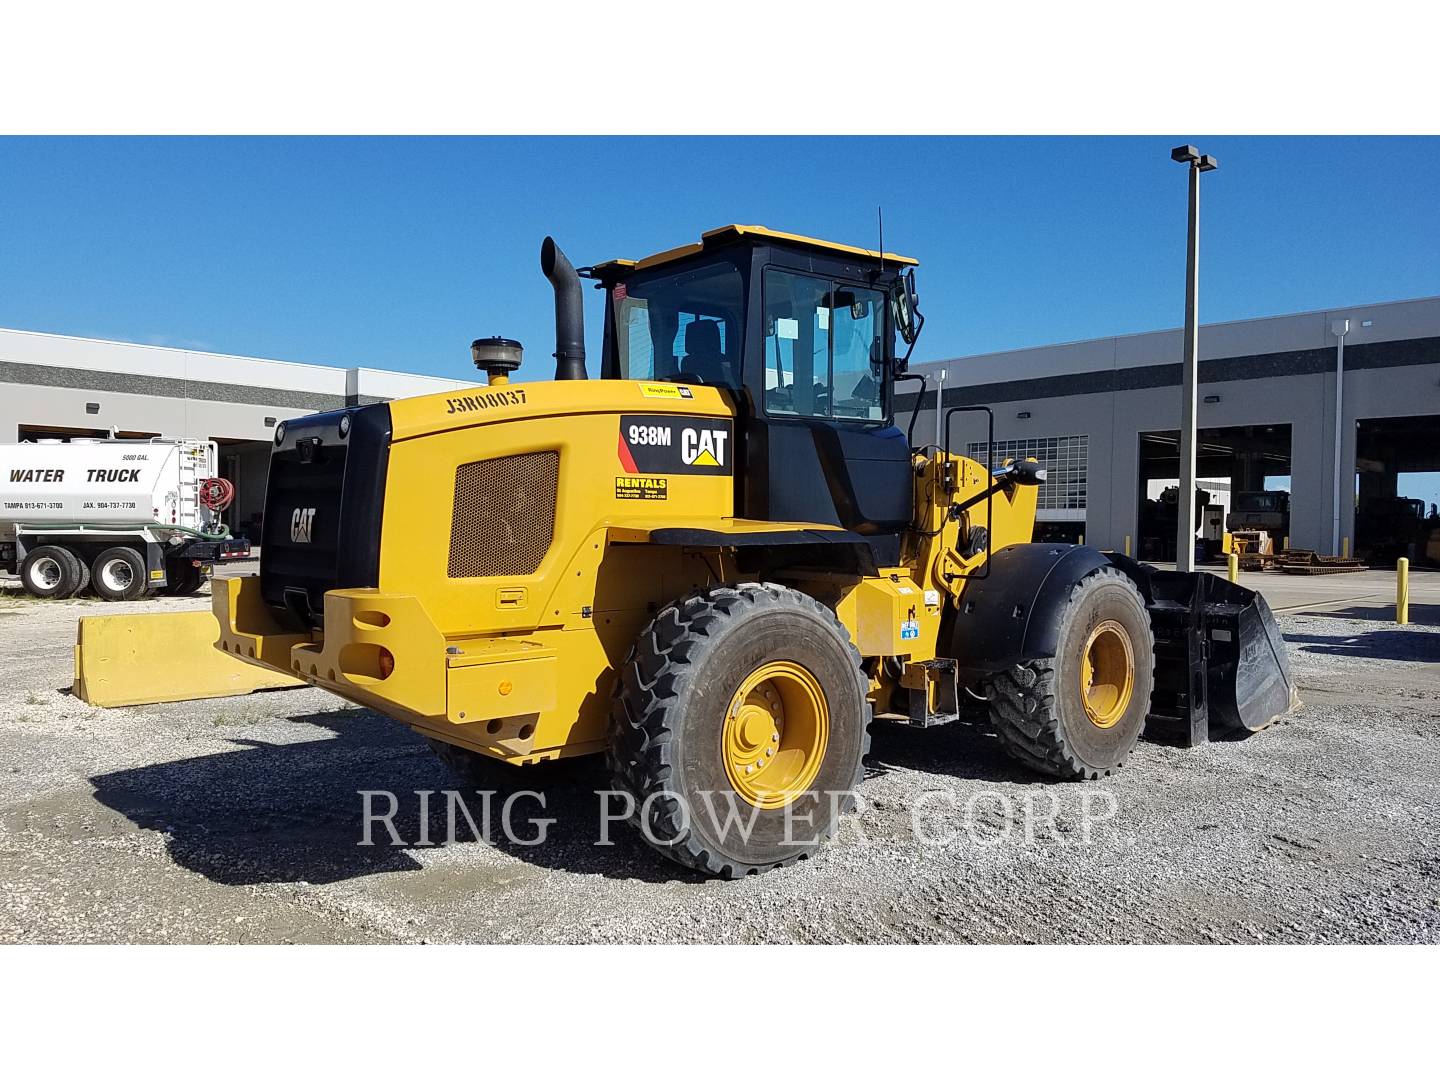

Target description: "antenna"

left=877, top=205, right=885, bottom=274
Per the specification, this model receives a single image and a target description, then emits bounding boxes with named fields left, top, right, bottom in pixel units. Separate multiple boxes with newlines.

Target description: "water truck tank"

left=0, top=438, right=221, bottom=529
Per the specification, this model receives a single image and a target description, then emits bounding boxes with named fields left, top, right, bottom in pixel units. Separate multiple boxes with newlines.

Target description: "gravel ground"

left=1, top=577, right=1437, bottom=944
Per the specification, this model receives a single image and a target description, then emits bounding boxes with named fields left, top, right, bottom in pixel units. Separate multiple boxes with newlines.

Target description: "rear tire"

left=163, top=561, right=205, bottom=596
left=19, top=545, right=84, bottom=599
left=608, top=583, right=871, bottom=878
left=90, top=546, right=148, bottom=601
left=71, top=553, right=91, bottom=597
left=986, top=566, right=1154, bottom=780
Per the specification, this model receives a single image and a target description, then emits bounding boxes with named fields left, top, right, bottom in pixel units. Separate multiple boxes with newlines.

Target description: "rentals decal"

left=617, top=415, right=732, bottom=475
left=615, top=476, right=668, bottom=501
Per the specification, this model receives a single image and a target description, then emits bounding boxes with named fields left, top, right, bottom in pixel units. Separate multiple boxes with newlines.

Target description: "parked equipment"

left=207, top=225, right=1295, bottom=877
left=1, top=437, right=249, bottom=599
left=1226, top=490, right=1289, bottom=540
left=1275, top=549, right=1366, bottom=575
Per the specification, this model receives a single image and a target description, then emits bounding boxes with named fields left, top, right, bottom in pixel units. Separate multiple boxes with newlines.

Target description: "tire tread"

left=607, top=582, right=871, bottom=878
left=986, top=567, right=1154, bottom=781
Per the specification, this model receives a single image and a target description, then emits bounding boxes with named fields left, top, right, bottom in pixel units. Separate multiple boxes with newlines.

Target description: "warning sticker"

left=639, top=383, right=695, bottom=400
left=615, top=476, right=668, bottom=501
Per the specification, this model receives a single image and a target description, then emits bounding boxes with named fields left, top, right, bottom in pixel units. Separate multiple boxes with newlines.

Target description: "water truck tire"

left=91, top=546, right=148, bottom=602
left=163, top=561, right=205, bottom=596
left=21, top=545, right=85, bottom=599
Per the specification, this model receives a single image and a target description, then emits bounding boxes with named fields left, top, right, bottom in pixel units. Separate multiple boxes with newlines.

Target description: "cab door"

left=741, top=264, right=911, bottom=539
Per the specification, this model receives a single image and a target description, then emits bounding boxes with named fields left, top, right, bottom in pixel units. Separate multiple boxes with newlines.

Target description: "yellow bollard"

left=1282, top=535, right=1290, bottom=551
left=1228, top=552, right=1239, bottom=583
left=1397, top=557, right=1409, bottom=626
left=1079, top=533, right=1085, bottom=546
left=1124, top=535, right=1132, bottom=557
left=1341, top=536, right=1350, bottom=559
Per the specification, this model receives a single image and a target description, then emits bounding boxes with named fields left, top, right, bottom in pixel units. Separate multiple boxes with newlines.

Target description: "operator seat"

left=680, top=319, right=729, bottom=387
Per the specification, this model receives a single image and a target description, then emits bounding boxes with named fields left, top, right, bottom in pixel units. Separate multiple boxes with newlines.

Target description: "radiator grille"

left=448, top=451, right=559, bottom=578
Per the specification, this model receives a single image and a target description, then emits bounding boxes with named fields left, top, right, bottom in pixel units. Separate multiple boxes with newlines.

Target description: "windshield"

left=762, top=270, right=886, bottom=422
left=612, top=261, right=744, bottom=389
left=1236, top=493, right=1286, bottom=512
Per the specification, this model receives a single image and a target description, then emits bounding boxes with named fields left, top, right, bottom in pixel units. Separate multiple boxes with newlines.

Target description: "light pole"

left=1170, top=144, right=1218, bottom=572
left=1330, top=318, right=1349, bottom=555
left=934, top=367, right=945, bottom=448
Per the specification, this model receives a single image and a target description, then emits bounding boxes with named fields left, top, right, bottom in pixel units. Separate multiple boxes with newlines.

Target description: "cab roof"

left=592, top=224, right=919, bottom=276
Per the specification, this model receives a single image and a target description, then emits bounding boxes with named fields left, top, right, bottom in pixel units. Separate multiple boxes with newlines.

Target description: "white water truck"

left=1, top=437, right=251, bottom=600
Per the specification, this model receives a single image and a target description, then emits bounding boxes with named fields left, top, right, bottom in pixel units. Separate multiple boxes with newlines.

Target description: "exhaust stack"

left=540, top=236, right=587, bottom=380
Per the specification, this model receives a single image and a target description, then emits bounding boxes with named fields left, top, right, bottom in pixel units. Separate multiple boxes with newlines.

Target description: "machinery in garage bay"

left=1223, top=490, right=1290, bottom=568
left=213, top=225, right=1297, bottom=877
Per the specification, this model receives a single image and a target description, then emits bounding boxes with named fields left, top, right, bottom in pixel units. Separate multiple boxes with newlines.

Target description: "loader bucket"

left=1109, top=558, right=1299, bottom=745
left=73, top=610, right=304, bottom=708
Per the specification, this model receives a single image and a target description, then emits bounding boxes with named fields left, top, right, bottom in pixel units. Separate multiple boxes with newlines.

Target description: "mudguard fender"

left=945, top=543, right=1112, bottom=678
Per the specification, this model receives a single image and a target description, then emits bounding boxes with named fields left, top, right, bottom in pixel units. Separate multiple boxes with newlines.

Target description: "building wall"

left=908, top=297, right=1440, bottom=554
left=0, top=326, right=479, bottom=443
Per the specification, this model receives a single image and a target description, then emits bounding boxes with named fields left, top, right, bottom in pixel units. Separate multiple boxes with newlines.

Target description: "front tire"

left=986, top=566, right=1154, bottom=779
left=609, top=583, right=871, bottom=878
left=20, top=545, right=84, bottom=599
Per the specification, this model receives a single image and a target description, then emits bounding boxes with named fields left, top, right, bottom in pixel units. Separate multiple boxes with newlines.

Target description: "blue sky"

left=1, top=137, right=1437, bottom=380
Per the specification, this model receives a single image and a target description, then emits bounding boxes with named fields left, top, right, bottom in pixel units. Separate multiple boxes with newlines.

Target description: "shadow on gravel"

left=1287, top=628, right=1440, bottom=663
left=865, top=710, right=1054, bottom=784
left=1291, top=603, right=1440, bottom=627
left=88, top=708, right=702, bottom=886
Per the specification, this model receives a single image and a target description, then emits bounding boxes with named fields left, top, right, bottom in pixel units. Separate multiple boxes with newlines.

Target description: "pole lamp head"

left=1172, top=145, right=1218, bottom=171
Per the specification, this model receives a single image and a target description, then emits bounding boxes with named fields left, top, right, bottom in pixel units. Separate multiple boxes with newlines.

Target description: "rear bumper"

left=177, top=537, right=251, bottom=563
left=212, top=575, right=567, bottom=763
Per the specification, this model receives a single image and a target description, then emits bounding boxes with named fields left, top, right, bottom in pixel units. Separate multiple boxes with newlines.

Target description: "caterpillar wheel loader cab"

left=215, top=224, right=1297, bottom=878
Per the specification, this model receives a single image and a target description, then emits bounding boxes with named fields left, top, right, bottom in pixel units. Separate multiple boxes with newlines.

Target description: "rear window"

left=613, top=262, right=744, bottom=389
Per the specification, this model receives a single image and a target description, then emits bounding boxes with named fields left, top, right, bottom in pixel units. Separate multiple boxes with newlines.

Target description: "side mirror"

left=890, top=267, right=924, bottom=371
left=892, top=268, right=921, bottom=346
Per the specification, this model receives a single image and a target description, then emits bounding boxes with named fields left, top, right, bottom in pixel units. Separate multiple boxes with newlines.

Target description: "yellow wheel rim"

left=722, top=661, right=830, bottom=809
left=1080, top=620, right=1135, bottom=729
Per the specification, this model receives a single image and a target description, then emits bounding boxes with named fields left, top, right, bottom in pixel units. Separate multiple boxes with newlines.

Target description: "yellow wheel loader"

left=214, top=225, right=1296, bottom=877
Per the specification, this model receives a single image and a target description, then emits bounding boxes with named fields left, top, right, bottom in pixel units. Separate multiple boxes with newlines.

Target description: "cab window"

left=613, top=261, right=743, bottom=389
left=762, top=269, right=886, bottom=421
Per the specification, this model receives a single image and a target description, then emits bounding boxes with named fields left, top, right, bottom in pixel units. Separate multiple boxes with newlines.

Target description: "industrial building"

left=7, top=293, right=1440, bottom=569
left=906, top=295, right=1440, bottom=566
left=0, top=326, right=476, bottom=541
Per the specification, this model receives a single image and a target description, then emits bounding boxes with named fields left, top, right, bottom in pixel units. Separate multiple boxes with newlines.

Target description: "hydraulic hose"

left=34, top=521, right=233, bottom=541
